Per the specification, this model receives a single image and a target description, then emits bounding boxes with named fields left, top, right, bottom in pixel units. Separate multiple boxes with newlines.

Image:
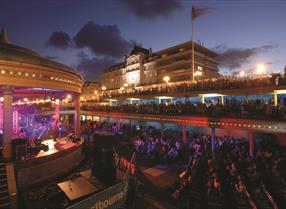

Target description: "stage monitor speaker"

left=15, top=144, right=27, bottom=161
left=12, top=138, right=27, bottom=160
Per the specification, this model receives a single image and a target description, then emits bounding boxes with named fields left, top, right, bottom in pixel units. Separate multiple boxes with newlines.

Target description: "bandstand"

left=0, top=28, right=84, bottom=208
left=0, top=28, right=83, bottom=160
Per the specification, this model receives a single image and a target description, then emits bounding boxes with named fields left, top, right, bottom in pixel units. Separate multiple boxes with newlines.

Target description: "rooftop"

left=102, top=40, right=218, bottom=73
left=0, top=28, right=82, bottom=78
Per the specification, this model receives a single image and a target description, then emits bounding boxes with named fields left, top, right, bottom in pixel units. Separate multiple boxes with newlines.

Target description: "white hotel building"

left=101, top=41, right=219, bottom=90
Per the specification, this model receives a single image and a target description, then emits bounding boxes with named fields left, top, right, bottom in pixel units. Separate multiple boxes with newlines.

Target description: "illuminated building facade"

left=101, top=41, right=219, bottom=90
left=81, top=81, right=100, bottom=102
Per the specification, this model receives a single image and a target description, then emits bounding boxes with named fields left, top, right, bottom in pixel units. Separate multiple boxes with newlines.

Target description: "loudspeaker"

left=92, top=134, right=117, bottom=186
left=92, top=147, right=116, bottom=186
left=12, top=138, right=27, bottom=160
left=92, top=164, right=116, bottom=186
left=100, top=148, right=114, bottom=166
left=93, top=134, right=118, bottom=164
left=15, top=144, right=27, bottom=161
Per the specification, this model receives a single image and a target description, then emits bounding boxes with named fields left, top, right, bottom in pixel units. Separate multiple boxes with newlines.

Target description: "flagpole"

left=191, top=10, right=195, bottom=82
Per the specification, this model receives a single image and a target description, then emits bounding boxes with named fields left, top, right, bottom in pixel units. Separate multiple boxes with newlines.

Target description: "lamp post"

left=101, top=86, right=106, bottom=97
left=239, top=71, right=246, bottom=77
left=194, top=71, right=202, bottom=81
left=163, top=76, right=170, bottom=92
left=256, top=64, right=266, bottom=77
left=123, top=83, right=128, bottom=93
left=163, top=76, right=170, bottom=84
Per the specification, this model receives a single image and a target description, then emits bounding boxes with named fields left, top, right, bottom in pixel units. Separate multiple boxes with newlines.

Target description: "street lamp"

left=239, top=71, right=245, bottom=77
left=194, top=71, right=202, bottom=76
left=163, top=76, right=170, bottom=92
left=119, top=87, right=125, bottom=95
left=194, top=71, right=202, bottom=81
left=101, top=86, right=106, bottom=98
left=256, top=64, right=266, bottom=76
left=163, top=76, right=170, bottom=84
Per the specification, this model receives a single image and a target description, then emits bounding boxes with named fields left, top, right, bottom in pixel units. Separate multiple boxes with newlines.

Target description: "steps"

left=0, top=163, right=10, bottom=209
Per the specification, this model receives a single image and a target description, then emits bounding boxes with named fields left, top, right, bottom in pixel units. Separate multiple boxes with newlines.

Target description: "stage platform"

left=27, top=138, right=79, bottom=159
left=15, top=137, right=84, bottom=190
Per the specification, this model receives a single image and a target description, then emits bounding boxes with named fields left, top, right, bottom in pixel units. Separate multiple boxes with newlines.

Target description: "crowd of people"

left=83, top=97, right=286, bottom=121
left=21, top=118, right=286, bottom=209
left=80, top=120, right=186, bottom=162
left=133, top=128, right=184, bottom=162
left=171, top=133, right=286, bottom=208
left=102, top=75, right=286, bottom=98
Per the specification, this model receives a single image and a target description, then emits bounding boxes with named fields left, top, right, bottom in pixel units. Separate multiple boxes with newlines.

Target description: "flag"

left=192, top=6, right=212, bottom=20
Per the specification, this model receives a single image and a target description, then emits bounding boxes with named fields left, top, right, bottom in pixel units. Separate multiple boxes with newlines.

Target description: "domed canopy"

left=0, top=28, right=83, bottom=93
left=0, top=28, right=80, bottom=76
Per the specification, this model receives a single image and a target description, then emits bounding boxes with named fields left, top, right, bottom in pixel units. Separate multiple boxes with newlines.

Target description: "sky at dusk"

left=1, top=0, right=286, bottom=81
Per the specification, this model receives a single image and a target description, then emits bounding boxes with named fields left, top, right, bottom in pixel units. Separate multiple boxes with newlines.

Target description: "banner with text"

left=67, top=181, right=128, bottom=209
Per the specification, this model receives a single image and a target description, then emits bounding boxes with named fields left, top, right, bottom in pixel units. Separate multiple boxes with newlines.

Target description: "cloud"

left=76, top=52, right=118, bottom=81
left=216, top=44, right=278, bottom=70
left=47, top=31, right=72, bottom=49
left=232, top=61, right=272, bottom=76
left=118, top=0, right=182, bottom=19
left=74, top=21, right=132, bottom=58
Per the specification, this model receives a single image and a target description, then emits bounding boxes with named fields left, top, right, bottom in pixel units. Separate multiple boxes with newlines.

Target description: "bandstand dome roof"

left=0, top=28, right=81, bottom=77
left=0, top=28, right=83, bottom=93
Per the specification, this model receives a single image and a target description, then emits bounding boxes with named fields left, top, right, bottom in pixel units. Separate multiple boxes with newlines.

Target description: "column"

left=2, top=86, right=13, bottom=161
left=12, top=108, right=19, bottom=134
left=54, top=101, right=60, bottom=122
left=273, top=93, right=278, bottom=106
left=158, top=98, right=161, bottom=104
left=74, top=94, right=81, bottom=137
left=0, top=103, right=3, bottom=130
left=211, top=127, right=215, bottom=152
left=221, top=95, right=224, bottom=105
left=182, top=125, right=187, bottom=144
left=139, top=119, right=145, bottom=127
left=159, top=122, right=164, bottom=135
left=201, top=96, right=205, bottom=104
left=248, top=131, right=254, bottom=157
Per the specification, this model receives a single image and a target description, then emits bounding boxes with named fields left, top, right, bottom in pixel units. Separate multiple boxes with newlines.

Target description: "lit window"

left=198, top=66, right=203, bottom=71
